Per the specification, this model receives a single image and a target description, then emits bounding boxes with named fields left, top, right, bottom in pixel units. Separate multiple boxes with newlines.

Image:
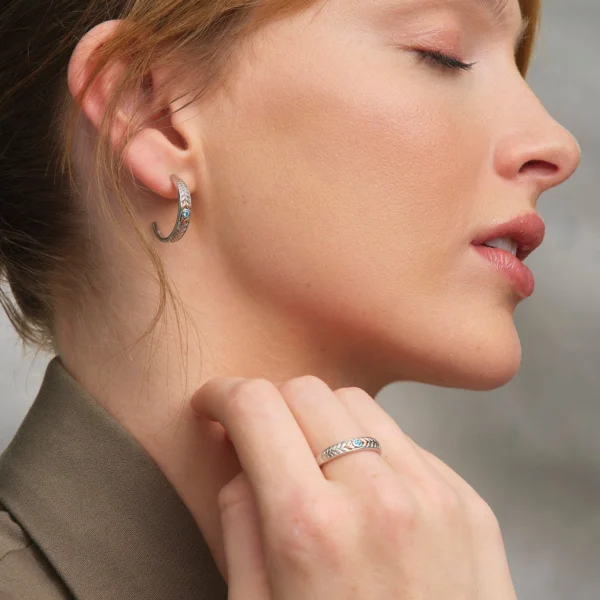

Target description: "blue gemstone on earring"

left=181, top=209, right=191, bottom=219
left=353, top=438, right=362, bottom=447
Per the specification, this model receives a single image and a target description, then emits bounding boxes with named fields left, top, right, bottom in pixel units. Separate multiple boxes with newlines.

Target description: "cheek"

left=202, top=30, right=490, bottom=342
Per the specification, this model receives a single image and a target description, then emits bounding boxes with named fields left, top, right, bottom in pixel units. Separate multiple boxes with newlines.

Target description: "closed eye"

left=415, top=49, right=476, bottom=72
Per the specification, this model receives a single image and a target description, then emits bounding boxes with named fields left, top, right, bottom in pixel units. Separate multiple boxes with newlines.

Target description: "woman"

left=0, top=0, right=581, bottom=597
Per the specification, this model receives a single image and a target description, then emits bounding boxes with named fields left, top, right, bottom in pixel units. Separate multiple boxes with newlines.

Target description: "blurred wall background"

left=1, top=0, right=598, bottom=598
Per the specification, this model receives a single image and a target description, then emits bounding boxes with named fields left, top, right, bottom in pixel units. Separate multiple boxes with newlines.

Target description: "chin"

left=454, top=356, right=521, bottom=391
left=432, top=327, right=523, bottom=391
left=382, top=318, right=524, bottom=392
left=361, top=307, right=524, bottom=395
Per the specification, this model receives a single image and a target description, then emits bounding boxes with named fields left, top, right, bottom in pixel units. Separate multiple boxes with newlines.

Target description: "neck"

left=53, top=253, right=392, bottom=578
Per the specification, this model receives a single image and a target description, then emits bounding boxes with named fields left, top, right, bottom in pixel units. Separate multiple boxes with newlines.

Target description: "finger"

left=403, top=433, right=518, bottom=600
left=401, top=435, right=517, bottom=599
left=336, top=387, right=491, bottom=501
left=219, top=472, right=271, bottom=600
left=335, top=390, right=518, bottom=598
left=191, top=377, right=324, bottom=510
left=332, top=387, right=452, bottom=486
left=404, top=436, right=485, bottom=500
left=274, top=377, right=392, bottom=484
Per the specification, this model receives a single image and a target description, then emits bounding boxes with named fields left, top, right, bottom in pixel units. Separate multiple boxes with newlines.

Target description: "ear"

left=67, top=20, right=200, bottom=200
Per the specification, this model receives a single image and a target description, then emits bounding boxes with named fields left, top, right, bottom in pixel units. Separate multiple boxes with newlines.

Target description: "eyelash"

left=415, top=49, right=476, bottom=72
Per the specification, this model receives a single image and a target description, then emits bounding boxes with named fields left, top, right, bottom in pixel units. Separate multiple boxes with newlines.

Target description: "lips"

left=470, top=212, right=546, bottom=299
left=472, top=213, right=546, bottom=261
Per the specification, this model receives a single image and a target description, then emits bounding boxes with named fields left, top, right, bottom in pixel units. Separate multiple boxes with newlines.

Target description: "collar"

left=0, top=357, right=227, bottom=599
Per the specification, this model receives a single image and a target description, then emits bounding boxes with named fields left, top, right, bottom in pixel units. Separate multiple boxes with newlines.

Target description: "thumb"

left=219, top=471, right=271, bottom=600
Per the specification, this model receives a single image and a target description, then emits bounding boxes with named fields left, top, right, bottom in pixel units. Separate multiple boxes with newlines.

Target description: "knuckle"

left=362, top=480, right=419, bottom=547
left=226, top=378, right=276, bottom=413
left=333, top=386, right=375, bottom=406
left=433, top=486, right=462, bottom=515
left=371, top=479, right=418, bottom=527
left=268, top=489, right=351, bottom=569
left=469, top=497, right=502, bottom=534
left=418, top=446, right=440, bottom=463
left=417, top=479, right=462, bottom=518
left=217, top=473, right=251, bottom=513
left=334, top=386, right=370, bottom=399
left=231, top=377, right=275, bottom=397
left=279, top=375, right=330, bottom=395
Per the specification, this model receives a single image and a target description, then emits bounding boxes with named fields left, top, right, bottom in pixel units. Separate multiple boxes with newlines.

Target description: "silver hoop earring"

left=152, top=174, right=192, bottom=243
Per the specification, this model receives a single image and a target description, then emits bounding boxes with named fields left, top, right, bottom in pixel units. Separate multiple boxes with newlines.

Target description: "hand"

left=191, top=376, right=517, bottom=600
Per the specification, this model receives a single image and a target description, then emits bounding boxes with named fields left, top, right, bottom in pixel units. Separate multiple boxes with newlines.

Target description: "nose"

left=493, top=82, right=581, bottom=194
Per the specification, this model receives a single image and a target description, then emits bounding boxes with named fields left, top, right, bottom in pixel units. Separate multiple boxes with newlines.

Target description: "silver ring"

left=316, top=436, right=382, bottom=467
left=152, top=174, right=192, bottom=243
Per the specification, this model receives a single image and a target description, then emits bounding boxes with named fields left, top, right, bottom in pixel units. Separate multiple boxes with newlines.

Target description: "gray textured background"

left=1, top=1, right=598, bottom=598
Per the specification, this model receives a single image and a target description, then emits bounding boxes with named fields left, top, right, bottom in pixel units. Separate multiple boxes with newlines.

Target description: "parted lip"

left=472, top=212, right=546, bottom=261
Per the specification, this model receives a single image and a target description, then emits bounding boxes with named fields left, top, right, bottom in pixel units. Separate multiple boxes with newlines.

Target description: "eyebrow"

left=475, top=0, right=531, bottom=51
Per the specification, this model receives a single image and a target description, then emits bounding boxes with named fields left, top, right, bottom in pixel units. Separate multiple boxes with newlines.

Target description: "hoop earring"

left=152, top=174, right=192, bottom=243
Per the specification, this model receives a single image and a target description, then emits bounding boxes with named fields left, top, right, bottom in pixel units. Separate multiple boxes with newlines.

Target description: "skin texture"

left=62, top=0, right=580, bottom=580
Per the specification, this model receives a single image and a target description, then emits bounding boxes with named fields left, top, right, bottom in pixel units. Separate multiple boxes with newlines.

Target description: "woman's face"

left=191, top=0, right=580, bottom=392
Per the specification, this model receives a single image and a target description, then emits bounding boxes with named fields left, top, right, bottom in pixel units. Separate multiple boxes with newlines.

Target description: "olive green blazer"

left=0, top=357, right=228, bottom=599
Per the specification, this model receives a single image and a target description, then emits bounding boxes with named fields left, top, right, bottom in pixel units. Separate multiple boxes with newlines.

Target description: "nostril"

left=519, top=159, right=559, bottom=177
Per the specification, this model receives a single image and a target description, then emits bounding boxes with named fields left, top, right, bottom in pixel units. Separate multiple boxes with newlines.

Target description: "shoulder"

left=0, top=507, right=73, bottom=599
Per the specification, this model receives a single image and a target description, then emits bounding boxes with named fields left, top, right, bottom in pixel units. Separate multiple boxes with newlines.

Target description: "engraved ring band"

left=316, top=436, right=382, bottom=467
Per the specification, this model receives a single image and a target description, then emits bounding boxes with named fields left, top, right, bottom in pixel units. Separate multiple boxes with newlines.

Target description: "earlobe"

left=66, top=19, right=198, bottom=200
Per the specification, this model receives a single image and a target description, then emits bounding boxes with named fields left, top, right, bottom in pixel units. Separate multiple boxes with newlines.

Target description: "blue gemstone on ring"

left=353, top=438, right=362, bottom=447
left=181, top=209, right=191, bottom=219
